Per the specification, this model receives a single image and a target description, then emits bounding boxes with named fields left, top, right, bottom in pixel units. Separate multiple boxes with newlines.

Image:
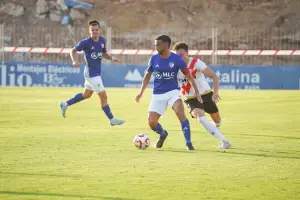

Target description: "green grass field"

left=0, top=87, right=300, bottom=200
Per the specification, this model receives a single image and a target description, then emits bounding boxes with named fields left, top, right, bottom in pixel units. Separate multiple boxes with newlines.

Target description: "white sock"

left=198, top=116, right=227, bottom=142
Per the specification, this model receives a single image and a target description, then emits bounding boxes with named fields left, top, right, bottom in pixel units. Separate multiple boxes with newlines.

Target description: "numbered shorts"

left=184, top=91, right=219, bottom=116
left=148, top=89, right=182, bottom=116
left=84, top=76, right=105, bottom=93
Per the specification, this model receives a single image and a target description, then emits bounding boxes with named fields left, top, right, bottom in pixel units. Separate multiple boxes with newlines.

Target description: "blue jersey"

left=147, top=52, right=187, bottom=94
left=74, top=36, right=107, bottom=78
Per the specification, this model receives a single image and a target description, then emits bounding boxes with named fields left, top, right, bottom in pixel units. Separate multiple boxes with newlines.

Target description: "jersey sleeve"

left=146, top=56, right=154, bottom=72
left=195, top=59, right=208, bottom=72
left=74, top=40, right=87, bottom=52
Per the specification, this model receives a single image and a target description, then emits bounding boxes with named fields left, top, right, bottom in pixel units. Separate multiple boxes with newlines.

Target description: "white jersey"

left=178, top=57, right=211, bottom=98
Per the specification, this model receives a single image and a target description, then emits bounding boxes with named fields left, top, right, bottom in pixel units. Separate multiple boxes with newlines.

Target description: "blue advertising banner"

left=0, top=62, right=84, bottom=87
left=0, top=62, right=300, bottom=90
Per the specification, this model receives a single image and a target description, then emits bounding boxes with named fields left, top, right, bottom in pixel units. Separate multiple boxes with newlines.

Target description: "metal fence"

left=1, top=24, right=300, bottom=65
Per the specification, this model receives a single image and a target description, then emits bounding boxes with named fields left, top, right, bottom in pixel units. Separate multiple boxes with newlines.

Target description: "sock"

left=198, top=116, right=227, bottom=142
left=66, top=93, right=84, bottom=106
left=151, top=123, right=166, bottom=137
left=180, top=119, right=191, bottom=145
left=102, top=105, right=114, bottom=120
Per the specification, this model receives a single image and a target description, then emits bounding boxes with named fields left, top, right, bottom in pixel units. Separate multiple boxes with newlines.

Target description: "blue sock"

left=181, top=119, right=191, bottom=145
left=102, top=105, right=114, bottom=120
left=66, top=93, right=84, bottom=106
left=151, top=123, right=166, bottom=137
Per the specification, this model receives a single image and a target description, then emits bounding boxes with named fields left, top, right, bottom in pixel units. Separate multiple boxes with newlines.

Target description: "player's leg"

left=148, top=94, right=168, bottom=148
left=201, top=92, right=231, bottom=149
left=170, top=92, right=194, bottom=150
left=204, top=92, right=222, bottom=127
left=148, top=112, right=168, bottom=148
left=192, top=108, right=229, bottom=147
left=93, top=76, right=124, bottom=126
left=59, top=82, right=93, bottom=118
left=210, top=112, right=222, bottom=127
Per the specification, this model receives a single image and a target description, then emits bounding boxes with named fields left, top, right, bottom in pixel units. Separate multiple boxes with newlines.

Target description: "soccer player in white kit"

left=135, top=35, right=202, bottom=150
left=173, top=42, right=231, bottom=149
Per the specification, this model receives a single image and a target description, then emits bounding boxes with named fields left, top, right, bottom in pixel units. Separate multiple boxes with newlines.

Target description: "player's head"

left=155, top=35, right=171, bottom=55
left=173, top=42, right=189, bottom=57
left=88, top=20, right=100, bottom=38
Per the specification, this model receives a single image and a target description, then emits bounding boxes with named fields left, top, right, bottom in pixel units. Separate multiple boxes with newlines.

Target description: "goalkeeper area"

left=0, top=87, right=299, bottom=200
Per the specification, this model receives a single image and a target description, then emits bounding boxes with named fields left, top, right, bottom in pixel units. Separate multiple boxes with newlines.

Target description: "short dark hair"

left=173, top=42, right=189, bottom=52
left=155, top=35, right=171, bottom=48
left=88, top=20, right=100, bottom=27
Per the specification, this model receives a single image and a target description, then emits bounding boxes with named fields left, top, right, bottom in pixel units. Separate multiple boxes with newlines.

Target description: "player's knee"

left=192, top=109, right=205, bottom=119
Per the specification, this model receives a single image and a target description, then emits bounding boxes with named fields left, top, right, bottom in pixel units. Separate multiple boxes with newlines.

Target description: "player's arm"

left=136, top=72, right=152, bottom=103
left=182, top=68, right=203, bottom=103
left=136, top=57, right=154, bottom=103
left=101, top=38, right=120, bottom=64
left=103, top=52, right=121, bottom=64
left=70, top=48, right=80, bottom=67
left=202, top=67, right=220, bottom=102
left=71, top=40, right=88, bottom=68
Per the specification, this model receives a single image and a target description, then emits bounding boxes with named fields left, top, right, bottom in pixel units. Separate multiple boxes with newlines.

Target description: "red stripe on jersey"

left=182, top=58, right=198, bottom=95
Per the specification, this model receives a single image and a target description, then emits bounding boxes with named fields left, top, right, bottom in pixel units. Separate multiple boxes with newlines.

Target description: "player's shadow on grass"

left=201, top=149, right=300, bottom=160
left=233, top=134, right=300, bottom=140
left=239, top=148, right=299, bottom=155
left=0, top=190, right=135, bottom=200
left=0, top=171, right=81, bottom=178
left=158, top=148, right=196, bottom=153
left=162, top=148, right=300, bottom=159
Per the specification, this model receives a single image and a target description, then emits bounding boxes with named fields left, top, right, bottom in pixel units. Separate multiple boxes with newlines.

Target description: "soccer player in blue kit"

left=135, top=35, right=202, bottom=150
left=59, top=20, right=125, bottom=126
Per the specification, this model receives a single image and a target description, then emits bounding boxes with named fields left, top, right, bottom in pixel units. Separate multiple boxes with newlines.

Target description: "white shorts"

left=148, top=89, right=182, bottom=116
left=84, top=76, right=105, bottom=93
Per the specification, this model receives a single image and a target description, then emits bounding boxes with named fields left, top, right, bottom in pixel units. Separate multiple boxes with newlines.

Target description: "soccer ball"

left=133, top=133, right=150, bottom=149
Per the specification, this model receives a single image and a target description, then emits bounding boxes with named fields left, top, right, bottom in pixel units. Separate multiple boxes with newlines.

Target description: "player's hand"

left=72, top=61, right=80, bottom=68
left=196, top=93, right=203, bottom=103
left=112, top=57, right=121, bottom=64
left=212, top=93, right=221, bottom=103
left=135, top=93, right=143, bottom=103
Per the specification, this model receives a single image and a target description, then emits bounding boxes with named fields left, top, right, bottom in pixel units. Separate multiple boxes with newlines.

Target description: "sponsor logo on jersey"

left=155, top=72, right=176, bottom=80
left=91, top=52, right=103, bottom=59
